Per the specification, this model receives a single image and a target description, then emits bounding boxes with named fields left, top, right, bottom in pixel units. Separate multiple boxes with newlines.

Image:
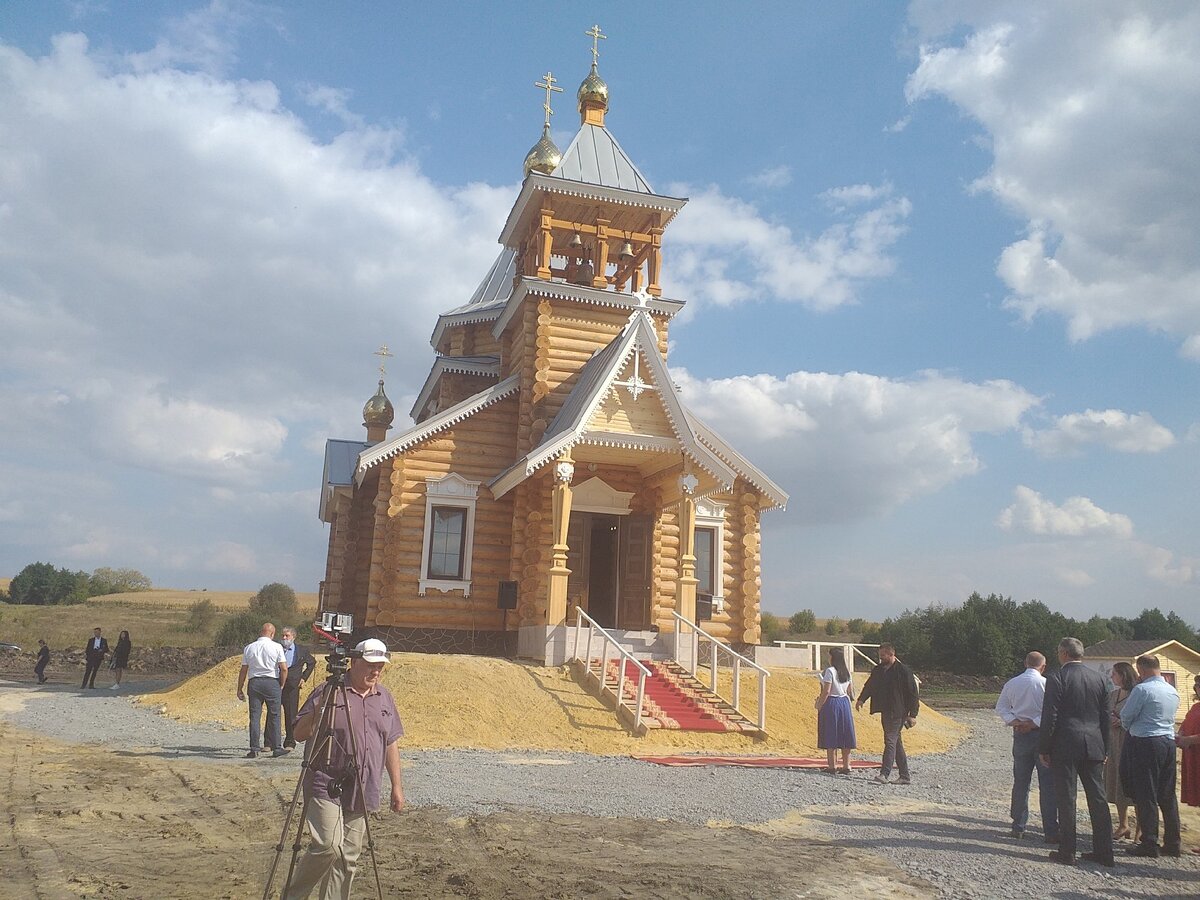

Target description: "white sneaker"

left=109, top=684, right=120, bottom=690
left=872, top=774, right=890, bottom=784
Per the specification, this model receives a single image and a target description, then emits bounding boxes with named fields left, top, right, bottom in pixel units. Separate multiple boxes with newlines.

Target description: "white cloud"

left=0, top=28, right=513, bottom=586
left=673, top=367, right=1037, bottom=524
left=0, top=33, right=510, bottom=483
left=1132, top=541, right=1195, bottom=586
left=997, top=485, right=1134, bottom=538
left=907, top=3, right=1200, bottom=355
left=746, top=165, right=793, bottom=189
left=1054, top=567, right=1095, bottom=588
left=1023, top=409, right=1176, bottom=457
left=664, top=182, right=910, bottom=311
left=820, top=183, right=894, bottom=209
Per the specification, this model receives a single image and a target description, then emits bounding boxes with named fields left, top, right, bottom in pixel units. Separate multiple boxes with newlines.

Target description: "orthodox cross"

left=373, top=344, right=394, bottom=380
left=534, top=72, right=562, bottom=129
left=586, top=24, right=607, bottom=66
left=614, top=351, right=655, bottom=401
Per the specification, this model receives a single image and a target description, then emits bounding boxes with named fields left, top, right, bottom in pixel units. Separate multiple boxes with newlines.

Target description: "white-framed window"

left=694, top=498, right=727, bottom=611
left=695, top=525, right=717, bottom=597
left=419, top=474, right=479, bottom=597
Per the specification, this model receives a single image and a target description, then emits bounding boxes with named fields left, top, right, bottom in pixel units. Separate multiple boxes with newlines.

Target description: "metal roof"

left=409, top=355, right=500, bottom=421
left=356, top=375, right=521, bottom=480
left=319, top=439, right=368, bottom=521
left=490, top=310, right=776, bottom=502
left=1085, top=639, right=1199, bottom=659
left=446, top=247, right=518, bottom=315
left=550, top=124, right=654, bottom=194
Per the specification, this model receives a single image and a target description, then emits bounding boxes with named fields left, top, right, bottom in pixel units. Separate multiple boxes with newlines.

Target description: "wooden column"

left=647, top=226, right=664, bottom=297
left=676, top=477, right=698, bottom=623
left=547, top=455, right=575, bottom=625
left=592, top=218, right=610, bottom=289
left=537, top=205, right=554, bottom=280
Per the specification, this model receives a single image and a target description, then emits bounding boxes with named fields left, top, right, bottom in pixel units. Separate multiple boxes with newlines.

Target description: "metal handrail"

left=570, top=609, right=651, bottom=732
left=671, top=611, right=770, bottom=733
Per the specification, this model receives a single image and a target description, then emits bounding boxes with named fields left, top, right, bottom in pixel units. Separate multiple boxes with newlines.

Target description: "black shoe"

left=1080, top=852, right=1114, bottom=868
left=1162, top=845, right=1181, bottom=859
left=1010, top=828, right=1025, bottom=839
left=245, top=750, right=259, bottom=759
left=1047, top=850, right=1075, bottom=866
left=271, top=748, right=288, bottom=758
left=1044, top=834, right=1060, bottom=844
left=1127, top=843, right=1159, bottom=858
left=283, top=742, right=296, bottom=750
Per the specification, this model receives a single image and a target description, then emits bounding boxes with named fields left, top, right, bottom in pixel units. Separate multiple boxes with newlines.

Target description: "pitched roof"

left=550, top=124, right=654, bottom=194
left=489, top=309, right=788, bottom=511
left=430, top=248, right=515, bottom=348
left=409, top=355, right=500, bottom=421
left=1085, top=639, right=1200, bottom=660
left=356, top=375, right=520, bottom=481
left=319, top=439, right=368, bottom=522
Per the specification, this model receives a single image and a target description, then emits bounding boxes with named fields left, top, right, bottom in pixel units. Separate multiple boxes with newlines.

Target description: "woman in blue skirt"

left=815, top=646, right=857, bottom=774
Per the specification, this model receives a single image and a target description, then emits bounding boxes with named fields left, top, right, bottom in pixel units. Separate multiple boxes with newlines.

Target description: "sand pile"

left=143, top=653, right=966, bottom=756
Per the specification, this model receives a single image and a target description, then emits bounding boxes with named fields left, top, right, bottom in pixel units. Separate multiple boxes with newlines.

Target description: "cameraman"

left=286, top=638, right=404, bottom=900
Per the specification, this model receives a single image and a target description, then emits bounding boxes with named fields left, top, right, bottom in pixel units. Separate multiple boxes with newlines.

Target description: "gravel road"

left=3, top=678, right=1197, bottom=899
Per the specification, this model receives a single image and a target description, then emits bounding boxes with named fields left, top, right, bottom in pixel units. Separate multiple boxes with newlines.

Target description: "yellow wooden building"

left=318, top=46, right=787, bottom=664
left=1083, top=639, right=1200, bottom=722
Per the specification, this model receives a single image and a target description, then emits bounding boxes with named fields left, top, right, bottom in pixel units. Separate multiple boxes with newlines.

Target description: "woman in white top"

left=815, top=646, right=857, bottom=774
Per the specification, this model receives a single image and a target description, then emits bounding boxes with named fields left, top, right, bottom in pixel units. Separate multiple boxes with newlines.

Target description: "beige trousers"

left=284, top=794, right=367, bottom=900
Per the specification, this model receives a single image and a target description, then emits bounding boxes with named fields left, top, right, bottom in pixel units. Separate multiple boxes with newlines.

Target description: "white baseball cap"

left=354, top=638, right=390, bottom=663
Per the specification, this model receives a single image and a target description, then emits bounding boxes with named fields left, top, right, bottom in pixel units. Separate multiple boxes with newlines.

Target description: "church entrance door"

left=566, top=513, right=652, bottom=630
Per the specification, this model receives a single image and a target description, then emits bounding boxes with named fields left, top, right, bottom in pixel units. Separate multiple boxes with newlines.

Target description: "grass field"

left=0, top=588, right=317, bottom=651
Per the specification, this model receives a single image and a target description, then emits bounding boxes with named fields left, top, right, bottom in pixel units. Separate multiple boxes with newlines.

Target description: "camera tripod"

left=262, top=658, right=384, bottom=900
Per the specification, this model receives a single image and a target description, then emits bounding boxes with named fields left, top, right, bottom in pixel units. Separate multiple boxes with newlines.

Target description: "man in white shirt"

left=996, top=651, right=1059, bottom=843
left=236, top=623, right=289, bottom=758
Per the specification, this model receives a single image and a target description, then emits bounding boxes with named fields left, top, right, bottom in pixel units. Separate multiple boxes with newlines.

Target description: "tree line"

left=859, top=592, right=1199, bottom=676
left=2, top=562, right=152, bottom=605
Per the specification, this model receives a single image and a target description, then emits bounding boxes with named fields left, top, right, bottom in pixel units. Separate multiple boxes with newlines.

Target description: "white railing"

left=570, top=609, right=651, bottom=732
left=772, top=640, right=881, bottom=673
left=672, top=611, right=771, bottom=733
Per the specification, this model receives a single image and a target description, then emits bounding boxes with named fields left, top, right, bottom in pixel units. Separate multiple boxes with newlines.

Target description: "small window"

left=427, top=506, right=466, bottom=579
left=418, top=474, right=479, bottom=597
left=695, top=526, right=716, bottom=596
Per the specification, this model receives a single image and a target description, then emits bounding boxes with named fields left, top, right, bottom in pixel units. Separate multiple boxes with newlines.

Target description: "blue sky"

left=1, top=1, right=1197, bottom=624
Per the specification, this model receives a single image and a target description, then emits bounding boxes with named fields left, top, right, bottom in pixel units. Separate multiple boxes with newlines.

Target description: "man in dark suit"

left=279, top=626, right=317, bottom=751
left=81, top=627, right=109, bottom=689
left=1038, top=636, right=1114, bottom=867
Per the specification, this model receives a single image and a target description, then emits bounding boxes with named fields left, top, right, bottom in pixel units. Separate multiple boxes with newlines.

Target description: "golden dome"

left=577, top=64, right=608, bottom=110
left=362, top=380, right=394, bottom=428
left=523, top=125, right=561, bottom=177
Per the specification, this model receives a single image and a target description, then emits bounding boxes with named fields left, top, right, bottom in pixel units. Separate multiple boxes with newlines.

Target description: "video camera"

left=313, top=612, right=362, bottom=675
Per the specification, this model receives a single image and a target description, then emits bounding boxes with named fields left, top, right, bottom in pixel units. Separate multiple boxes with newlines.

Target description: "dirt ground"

left=144, top=653, right=966, bottom=757
left=0, top=720, right=934, bottom=899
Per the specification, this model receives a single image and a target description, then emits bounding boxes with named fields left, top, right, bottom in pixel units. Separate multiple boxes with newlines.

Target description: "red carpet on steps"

left=635, top=756, right=881, bottom=769
left=607, top=659, right=734, bottom=731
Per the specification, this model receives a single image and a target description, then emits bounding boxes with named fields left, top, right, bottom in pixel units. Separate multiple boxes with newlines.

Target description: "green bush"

left=847, top=617, right=867, bottom=634
left=759, top=612, right=789, bottom=645
left=185, top=598, right=218, bottom=634
left=9, top=562, right=90, bottom=604
left=788, top=609, right=816, bottom=634
left=825, top=618, right=843, bottom=636
left=214, top=582, right=300, bottom=647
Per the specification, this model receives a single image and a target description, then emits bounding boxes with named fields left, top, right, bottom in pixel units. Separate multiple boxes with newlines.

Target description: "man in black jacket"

left=279, top=626, right=317, bottom=751
left=1038, top=637, right=1114, bottom=867
left=34, top=639, right=50, bottom=684
left=855, top=643, right=919, bottom=784
left=81, top=627, right=108, bottom=689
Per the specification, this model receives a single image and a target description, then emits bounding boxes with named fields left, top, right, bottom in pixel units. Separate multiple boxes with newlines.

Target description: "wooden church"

left=319, top=32, right=787, bottom=663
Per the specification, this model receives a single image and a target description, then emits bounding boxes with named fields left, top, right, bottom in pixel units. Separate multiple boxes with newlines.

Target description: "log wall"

left=371, top=396, right=519, bottom=631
